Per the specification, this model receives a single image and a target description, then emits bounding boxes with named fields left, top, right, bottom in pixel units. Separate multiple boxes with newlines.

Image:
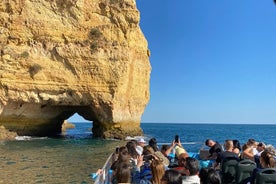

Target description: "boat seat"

left=199, top=149, right=210, bottom=160
left=255, top=168, right=276, bottom=184
left=221, top=156, right=239, bottom=184
left=235, top=159, right=256, bottom=184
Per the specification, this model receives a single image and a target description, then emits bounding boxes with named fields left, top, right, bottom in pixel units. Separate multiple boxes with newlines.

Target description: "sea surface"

left=0, top=122, right=275, bottom=183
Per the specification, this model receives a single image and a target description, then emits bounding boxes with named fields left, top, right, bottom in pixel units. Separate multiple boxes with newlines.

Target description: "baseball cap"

left=138, top=138, right=146, bottom=143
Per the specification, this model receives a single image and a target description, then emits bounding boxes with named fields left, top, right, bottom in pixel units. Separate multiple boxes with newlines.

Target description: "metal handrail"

left=94, top=152, right=116, bottom=184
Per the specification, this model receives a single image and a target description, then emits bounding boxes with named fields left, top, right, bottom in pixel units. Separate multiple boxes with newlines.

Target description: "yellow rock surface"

left=0, top=0, right=151, bottom=139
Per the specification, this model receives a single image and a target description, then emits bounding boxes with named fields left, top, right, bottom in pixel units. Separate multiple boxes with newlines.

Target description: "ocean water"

left=0, top=123, right=125, bottom=184
left=0, top=122, right=275, bottom=183
left=141, top=123, right=276, bottom=152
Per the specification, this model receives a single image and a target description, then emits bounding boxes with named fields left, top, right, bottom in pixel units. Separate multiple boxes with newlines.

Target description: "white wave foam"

left=15, top=136, right=48, bottom=141
left=15, top=136, right=32, bottom=141
left=125, top=135, right=148, bottom=141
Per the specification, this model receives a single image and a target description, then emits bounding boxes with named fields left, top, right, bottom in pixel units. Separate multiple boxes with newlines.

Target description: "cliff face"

left=0, top=0, right=151, bottom=139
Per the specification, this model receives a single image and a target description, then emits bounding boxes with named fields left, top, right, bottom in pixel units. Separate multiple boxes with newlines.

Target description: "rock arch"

left=0, top=0, right=150, bottom=139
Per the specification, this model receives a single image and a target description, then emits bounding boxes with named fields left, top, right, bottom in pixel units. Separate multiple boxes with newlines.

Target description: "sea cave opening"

left=63, top=113, right=93, bottom=138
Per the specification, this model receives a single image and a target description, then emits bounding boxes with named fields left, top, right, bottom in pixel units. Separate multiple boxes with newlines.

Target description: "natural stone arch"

left=0, top=0, right=150, bottom=140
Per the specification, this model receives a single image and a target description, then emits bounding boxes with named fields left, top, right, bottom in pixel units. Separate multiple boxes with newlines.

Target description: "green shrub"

left=89, top=28, right=102, bottom=39
left=29, top=64, right=42, bottom=79
left=20, top=51, right=29, bottom=58
left=90, top=41, right=98, bottom=53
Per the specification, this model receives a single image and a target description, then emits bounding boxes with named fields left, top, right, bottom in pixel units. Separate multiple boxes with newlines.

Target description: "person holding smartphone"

left=174, top=135, right=188, bottom=159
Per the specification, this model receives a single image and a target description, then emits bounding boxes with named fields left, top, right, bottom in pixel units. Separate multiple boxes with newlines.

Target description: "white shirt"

left=136, top=145, right=143, bottom=155
left=182, top=175, right=200, bottom=184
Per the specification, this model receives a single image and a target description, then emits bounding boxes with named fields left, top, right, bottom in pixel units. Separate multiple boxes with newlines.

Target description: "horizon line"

left=141, top=122, right=276, bottom=125
left=68, top=121, right=276, bottom=125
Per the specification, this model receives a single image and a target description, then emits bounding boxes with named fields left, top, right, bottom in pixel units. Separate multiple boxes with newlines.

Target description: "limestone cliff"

left=0, top=0, right=151, bottom=139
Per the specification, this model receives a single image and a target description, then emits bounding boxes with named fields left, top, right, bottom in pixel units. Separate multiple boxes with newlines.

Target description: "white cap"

left=138, top=138, right=146, bottom=143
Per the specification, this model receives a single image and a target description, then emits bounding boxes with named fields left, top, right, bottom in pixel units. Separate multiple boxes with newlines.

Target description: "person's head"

left=260, top=150, right=275, bottom=168
left=200, top=168, right=221, bottom=184
left=199, top=168, right=209, bottom=184
left=206, top=168, right=221, bottom=184
left=177, top=152, right=189, bottom=166
left=183, top=157, right=199, bottom=176
left=161, top=170, right=182, bottom=184
left=138, top=138, right=146, bottom=147
left=116, top=162, right=131, bottom=183
left=205, top=139, right=215, bottom=147
left=161, top=144, right=170, bottom=156
left=247, top=138, right=256, bottom=147
left=224, top=140, right=233, bottom=151
left=118, top=145, right=128, bottom=153
left=150, top=159, right=165, bottom=184
left=265, top=144, right=276, bottom=156
left=241, top=143, right=249, bottom=151
left=117, top=146, right=129, bottom=162
left=131, top=139, right=138, bottom=145
left=257, top=142, right=266, bottom=152
left=149, top=138, right=159, bottom=152
left=143, top=145, right=155, bottom=155
left=126, top=140, right=138, bottom=158
left=233, top=140, right=241, bottom=151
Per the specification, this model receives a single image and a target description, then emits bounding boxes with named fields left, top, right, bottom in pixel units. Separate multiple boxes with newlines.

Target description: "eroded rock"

left=0, top=0, right=151, bottom=139
left=61, top=120, right=76, bottom=132
left=0, top=126, right=18, bottom=140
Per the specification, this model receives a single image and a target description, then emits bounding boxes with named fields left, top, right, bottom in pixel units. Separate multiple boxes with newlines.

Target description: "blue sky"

left=69, top=1, right=276, bottom=124
left=137, top=0, right=276, bottom=124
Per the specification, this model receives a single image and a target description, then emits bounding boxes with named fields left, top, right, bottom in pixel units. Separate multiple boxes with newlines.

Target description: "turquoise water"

left=0, top=123, right=124, bottom=184
left=0, top=122, right=275, bottom=183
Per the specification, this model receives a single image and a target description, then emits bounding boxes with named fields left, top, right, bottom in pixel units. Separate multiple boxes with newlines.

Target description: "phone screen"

left=175, top=135, right=179, bottom=143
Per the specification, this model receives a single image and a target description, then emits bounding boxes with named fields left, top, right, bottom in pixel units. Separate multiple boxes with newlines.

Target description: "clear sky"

left=69, top=0, right=276, bottom=124
left=137, top=0, right=276, bottom=124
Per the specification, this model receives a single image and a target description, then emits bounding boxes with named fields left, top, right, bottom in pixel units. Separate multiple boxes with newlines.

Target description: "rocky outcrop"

left=0, top=0, right=151, bottom=139
left=0, top=126, right=18, bottom=140
left=61, top=120, right=75, bottom=132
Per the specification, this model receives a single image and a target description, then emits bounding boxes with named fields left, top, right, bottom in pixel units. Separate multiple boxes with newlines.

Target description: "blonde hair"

left=224, top=140, right=233, bottom=150
left=260, top=150, right=275, bottom=168
left=150, top=159, right=165, bottom=184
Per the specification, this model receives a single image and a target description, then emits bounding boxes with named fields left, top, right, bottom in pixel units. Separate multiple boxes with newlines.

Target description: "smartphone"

left=175, top=135, right=179, bottom=143
left=115, top=147, right=119, bottom=154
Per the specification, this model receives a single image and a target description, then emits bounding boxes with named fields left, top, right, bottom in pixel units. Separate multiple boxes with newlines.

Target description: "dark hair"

left=149, top=138, right=159, bottom=152
left=131, top=139, right=138, bottom=145
left=206, top=168, right=221, bottom=184
left=184, top=157, right=199, bottom=176
left=116, top=162, right=131, bottom=183
left=126, top=141, right=139, bottom=158
left=110, top=146, right=129, bottom=170
left=199, top=168, right=209, bottom=184
left=257, top=142, right=266, bottom=148
left=162, top=170, right=182, bottom=184
left=161, top=144, right=170, bottom=152
left=205, top=139, right=211, bottom=146
left=118, top=148, right=129, bottom=162
left=233, top=140, right=241, bottom=151
left=200, top=168, right=221, bottom=184
left=247, top=138, right=256, bottom=145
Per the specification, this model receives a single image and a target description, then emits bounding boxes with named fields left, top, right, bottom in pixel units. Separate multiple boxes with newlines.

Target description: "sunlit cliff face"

left=0, top=0, right=151, bottom=139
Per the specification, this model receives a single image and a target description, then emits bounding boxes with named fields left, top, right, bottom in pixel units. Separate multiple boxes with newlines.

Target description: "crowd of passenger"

left=106, top=137, right=276, bottom=184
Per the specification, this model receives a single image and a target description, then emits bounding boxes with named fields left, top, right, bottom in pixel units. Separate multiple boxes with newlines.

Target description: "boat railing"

left=94, top=152, right=116, bottom=184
